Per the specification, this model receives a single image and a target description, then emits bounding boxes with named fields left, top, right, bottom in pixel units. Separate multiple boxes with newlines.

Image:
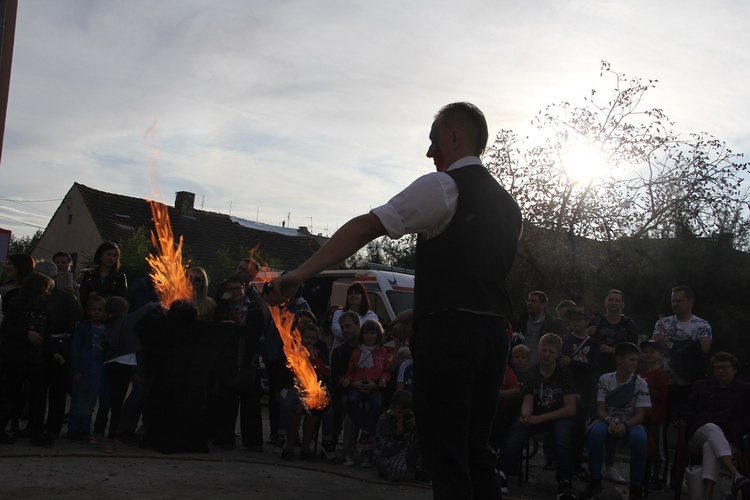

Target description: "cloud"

left=1, top=0, right=749, bottom=243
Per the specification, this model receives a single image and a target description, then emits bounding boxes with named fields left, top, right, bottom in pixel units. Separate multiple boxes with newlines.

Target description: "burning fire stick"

left=146, top=200, right=193, bottom=308
left=259, top=272, right=329, bottom=412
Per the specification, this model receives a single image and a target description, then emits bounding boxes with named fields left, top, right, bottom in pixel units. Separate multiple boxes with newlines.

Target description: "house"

left=31, top=183, right=323, bottom=275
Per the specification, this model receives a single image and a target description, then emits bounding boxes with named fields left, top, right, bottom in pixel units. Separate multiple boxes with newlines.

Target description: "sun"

left=562, top=141, right=609, bottom=184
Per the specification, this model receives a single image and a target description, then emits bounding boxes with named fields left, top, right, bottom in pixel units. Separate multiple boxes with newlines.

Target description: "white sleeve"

left=331, top=309, right=344, bottom=344
left=370, top=172, right=457, bottom=240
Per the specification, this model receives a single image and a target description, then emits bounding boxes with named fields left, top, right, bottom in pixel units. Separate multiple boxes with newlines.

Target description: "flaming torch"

left=145, top=200, right=193, bottom=308
left=258, top=270, right=329, bottom=412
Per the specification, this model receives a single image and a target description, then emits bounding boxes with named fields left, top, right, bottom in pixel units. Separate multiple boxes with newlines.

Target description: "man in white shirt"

left=265, top=102, right=522, bottom=499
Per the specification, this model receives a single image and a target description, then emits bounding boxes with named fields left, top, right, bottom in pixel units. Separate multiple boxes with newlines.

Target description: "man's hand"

left=262, top=271, right=304, bottom=306
left=27, top=330, right=43, bottom=345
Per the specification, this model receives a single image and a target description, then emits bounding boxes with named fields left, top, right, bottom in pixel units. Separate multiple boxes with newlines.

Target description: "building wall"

left=31, top=185, right=102, bottom=274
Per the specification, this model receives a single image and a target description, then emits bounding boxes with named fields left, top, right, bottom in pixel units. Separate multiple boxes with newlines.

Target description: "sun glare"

left=562, top=141, right=609, bottom=184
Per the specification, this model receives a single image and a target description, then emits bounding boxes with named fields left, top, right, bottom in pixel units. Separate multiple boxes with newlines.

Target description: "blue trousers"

left=497, top=417, right=576, bottom=483
left=588, top=420, right=647, bottom=486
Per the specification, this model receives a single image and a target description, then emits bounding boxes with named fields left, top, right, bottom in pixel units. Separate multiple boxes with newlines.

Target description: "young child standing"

left=639, top=340, right=669, bottom=493
left=581, top=342, right=651, bottom=500
left=66, top=294, right=107, bottom=441
left=91, top=297, right=160, bottom=452
left=278, top=323, right=334, bottom=460
left=342, top=319, right=390, bottom=453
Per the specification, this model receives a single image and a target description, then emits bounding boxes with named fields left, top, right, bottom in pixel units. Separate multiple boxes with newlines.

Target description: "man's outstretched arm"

left=264, top=213, right=387, bottom=304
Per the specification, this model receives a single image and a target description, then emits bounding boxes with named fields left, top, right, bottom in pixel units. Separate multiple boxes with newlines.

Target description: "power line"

left=0, top=213, right=46, bottom=229
left=0, top=196, right=62, bottom=203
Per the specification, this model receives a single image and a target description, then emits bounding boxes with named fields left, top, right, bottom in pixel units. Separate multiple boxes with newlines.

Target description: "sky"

left=1, top=0, right=749, bottom=241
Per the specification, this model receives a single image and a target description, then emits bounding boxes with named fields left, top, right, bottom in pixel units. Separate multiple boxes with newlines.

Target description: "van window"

left=387, top=290, right=413, bottom=316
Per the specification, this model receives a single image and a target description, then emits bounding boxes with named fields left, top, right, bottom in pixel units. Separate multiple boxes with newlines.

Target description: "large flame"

left=259, top=270, right=329, bottom=412
left=146, top=200, right=193, bottom=308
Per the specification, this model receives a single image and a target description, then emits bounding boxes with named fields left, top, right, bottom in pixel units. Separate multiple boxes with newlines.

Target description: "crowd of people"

left=2, top=244, right=749, bottom=500
left=3, top=101, right=750, bottom=500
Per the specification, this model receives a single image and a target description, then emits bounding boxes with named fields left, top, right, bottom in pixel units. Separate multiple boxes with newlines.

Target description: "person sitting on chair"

left=680, top=352, right=750, bottom=500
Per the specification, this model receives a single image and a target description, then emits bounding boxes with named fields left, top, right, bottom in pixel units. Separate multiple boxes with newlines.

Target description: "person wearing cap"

left=639, top=339, right=668, bottom=492
left=560, top=305, right=601, bottom=480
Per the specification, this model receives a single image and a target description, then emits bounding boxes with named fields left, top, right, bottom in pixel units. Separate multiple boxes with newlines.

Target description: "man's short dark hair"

left=435, top=102, right=489, bottom=156
left=529, top=290, right=548, bottom=304
left=672, top=285, right=694, bottom=301
left=614, top=342, right=640, bottom=357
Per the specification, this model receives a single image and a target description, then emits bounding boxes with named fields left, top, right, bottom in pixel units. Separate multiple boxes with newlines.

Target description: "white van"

left=301, top=265, right=415, bottom=328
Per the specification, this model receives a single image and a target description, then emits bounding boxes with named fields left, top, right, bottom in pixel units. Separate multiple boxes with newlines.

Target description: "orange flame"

left=258, top=269, right=329, bottom=412
left=146, top=200, right=193, bottom=308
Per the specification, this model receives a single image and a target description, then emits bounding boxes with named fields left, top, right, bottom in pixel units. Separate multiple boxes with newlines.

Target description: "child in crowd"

left=394, top=346, right=413, bottom=393
left=342, top=319, right=390, bottom=454
left=278, top=323, right=334, bottom=460
left=374, top=390, right=421, bottom=482
left=580, top=342, right=651, bottom=500
left=560, top=306, right=601, bottom=479
left=497, top=333, right=578, bottom=500
left=489, top=366, right=521, bottom=451
left=66, top=294, right=108, bottom=441
left=91, top=297, right=160, bottom=452
left=639, top=340, right=669, bottom=493
left=510, top=344, right=531, bottom=385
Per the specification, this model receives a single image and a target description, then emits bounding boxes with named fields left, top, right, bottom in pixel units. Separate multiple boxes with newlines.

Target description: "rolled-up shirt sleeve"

left=370, top=171, right=457, bottom=240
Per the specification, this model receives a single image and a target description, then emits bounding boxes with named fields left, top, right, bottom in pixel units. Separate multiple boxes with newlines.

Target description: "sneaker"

left=321, top=440, right=336, bottom=461
left=557, top=480, right=577, bottom=500
left=342, top=454, right=355, bottom=467
left=115, top=432, right=140, bottom=445
left=498, top=470, right=508, bottom=495
left=579, top=482, right=602, bottom=500
left=628, top=485, right=644, bottom=500
left=574, top=467, right=591, bottom=482
left=360, top=457, right=372, bottom=468
left=732, top=473, right=750, bottom=493
left=648, top=478, right=664, bottom=493
left=602, top=465, right=627, bottom=484
left=281, top=448, right=294, bottom=460
left=356, top=434, right=375, bottom=451
left=89, top=434, right=106, bottom=445
left=300, top=449, right=315, bottom=461
left=273, top=435, right=286, bottom=454
left=102, top=442, right=115, bottom=454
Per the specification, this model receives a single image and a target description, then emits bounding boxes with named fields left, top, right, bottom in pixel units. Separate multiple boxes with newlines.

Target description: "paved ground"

left=1, top=435, right=695, bottom=499
left=0, top=398, right=711, bottom=499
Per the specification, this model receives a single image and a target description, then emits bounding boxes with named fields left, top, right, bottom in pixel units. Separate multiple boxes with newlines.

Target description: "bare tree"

left=486, top=61, right=749, bottom=248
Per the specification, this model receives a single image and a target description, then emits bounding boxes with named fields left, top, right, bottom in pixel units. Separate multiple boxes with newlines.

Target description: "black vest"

left=413, top=165, right=521, bottom=320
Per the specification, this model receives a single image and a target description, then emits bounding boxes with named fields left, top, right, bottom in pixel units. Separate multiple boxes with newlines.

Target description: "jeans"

left=497, top=417, right=576, bottom=483
left=588, top=420, right=647, bottom=486
left=346, top=388, right=383, bottom=436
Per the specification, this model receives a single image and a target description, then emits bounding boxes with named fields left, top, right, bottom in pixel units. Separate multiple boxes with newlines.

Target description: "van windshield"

left=387, top=290, right=414, bottom=316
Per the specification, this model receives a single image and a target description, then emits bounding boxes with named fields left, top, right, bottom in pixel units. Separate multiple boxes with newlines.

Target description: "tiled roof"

left=74, top=183, right=321, bottom=270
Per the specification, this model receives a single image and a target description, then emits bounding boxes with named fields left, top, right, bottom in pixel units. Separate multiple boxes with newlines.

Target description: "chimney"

left=298, top=226, right=311, bottom=236
left=175, top=191, right=195, bottom=215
